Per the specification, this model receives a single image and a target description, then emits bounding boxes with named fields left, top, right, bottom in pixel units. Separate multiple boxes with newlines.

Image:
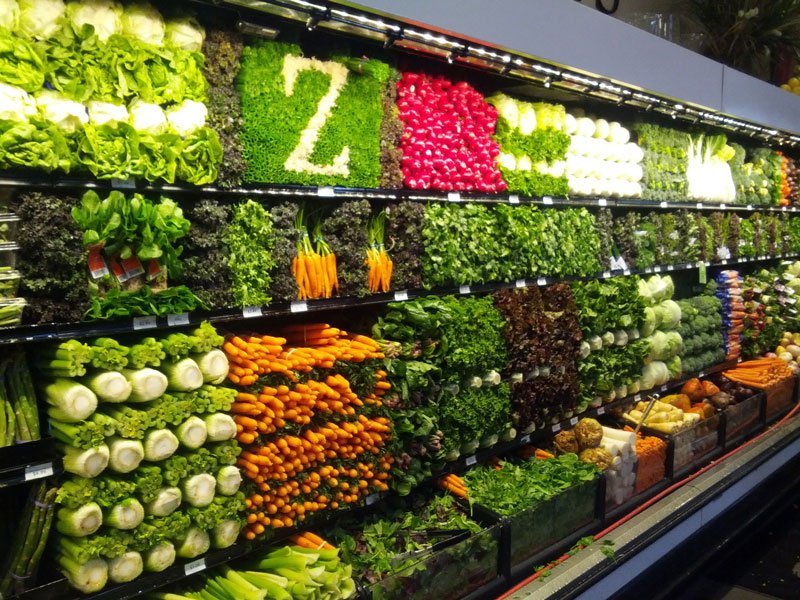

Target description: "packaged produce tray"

left=640, top=413, right=721, bottom=476
left=0, top=215, right=20, bottom=243
left=474, top=477, right=601, bottom=569
left=764, top=376, right=797, bottom=423
left=722, top=392, right=764, bottom=447
left=0, top=243, right=19, bottom=269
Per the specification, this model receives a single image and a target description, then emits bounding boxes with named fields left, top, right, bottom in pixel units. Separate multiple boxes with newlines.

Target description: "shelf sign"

left=317, top=186, right=335, bottom=197
left=242, top=306, right=263, bottom=318
left=542, top=196, right=554, bottom=205
left=133, top=316, right=158, bottom=331
left=659, top=201, right=668, bottom=208
left=366, top=493, right=380, bottom=506
left=623, top=269, right=631, bottom=276
left=167, top=313, right=190, bottom=327
left=634, top=394, right=642, bottom=402
left=393, top=290, right=409, bottom=302
left=515, top=279, right=526, bottom=289
left=520, top=434, right=531, bottom=444
left=569, top=417, right=579, bottom=426
left=508, top=195, right=520, bottom=204
left=666, top=265, right=674, bottom=271
left=747, top=205, right=753, bottom=210
left=596, top=406, right=605, bottom=415
left=597, top=198, right=607, bottom=207
left=447, top=192, right=461, bottom=202
left=552, top=423, right=561, bottom=433
left=290, top=301, right=308, bottom=313
left=720, top=204, right=726, bottom=210
left=184, top=558, right=206, bottom=576
left=696, top=202, right=704, bottom=209
left=465, top=455, right=477, bottom=466
left=24, top=462, right=54, bottom=481
left=653, top=266, right=662, bottom=273
left=458, top=285, right=471, bottom=295
left=111, top=178, right=135, bottom=189
left=698, top=371, right=705, bottom=377
left=537, top=277, right=547, bottom=286
left=602, top=271, right=611, bottom=279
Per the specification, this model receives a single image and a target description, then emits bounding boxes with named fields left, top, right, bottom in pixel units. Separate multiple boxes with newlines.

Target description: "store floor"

left=675, top=500, right=800, bottom=600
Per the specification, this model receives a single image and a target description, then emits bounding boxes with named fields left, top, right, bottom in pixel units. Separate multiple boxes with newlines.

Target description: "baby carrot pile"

left=438, top=473, right=468, bottom=498
left=723, top=357, right=794, bottom=390
left=293, top=214, right=338, bottom=300
left=634, top=432, right=666, bottom=494
left=366, top=212, right=393, bottom=294
left=225, top=323, right=394, bottom=540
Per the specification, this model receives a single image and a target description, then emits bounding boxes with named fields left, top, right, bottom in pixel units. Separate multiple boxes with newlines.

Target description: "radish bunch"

left=397, top=72, right=505, bottom=192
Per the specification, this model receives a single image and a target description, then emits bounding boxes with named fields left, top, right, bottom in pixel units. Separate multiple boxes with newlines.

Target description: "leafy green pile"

left=267, top=202, right=301, bottom=302
left=12, top=192, right=89, bottom=324
left=633, top=123, right=690, bottom=202
left=322, top=200, right=371, bottom=297
left=572, top=277, right=646, bottom=337
left=181, top=200, right=233, bottom=308
left=385, top=201, right=424, bottom=291
left=238, top=40, right=388, bottom=187
left=84, top=285, right=207, bottom=319
left=224, top=200, right=275, bottom=307
left=729, top=145, right=781, bottom=206
left=677, top=295, right=725, bottom=373
left=379, top=69, right=404, bottom=189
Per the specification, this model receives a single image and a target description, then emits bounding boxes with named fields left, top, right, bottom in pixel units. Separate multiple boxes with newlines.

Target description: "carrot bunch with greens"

left=723, top=357, right=793, bottom=389
left=366, top=212, right=393, bottom=293
left=438, top=473, right=467, bottom=498
left=292, top=211, right=338, bottom=300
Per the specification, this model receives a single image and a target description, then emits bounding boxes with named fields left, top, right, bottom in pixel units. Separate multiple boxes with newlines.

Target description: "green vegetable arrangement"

left=181, top=200, right=234, bottom=309
left=633, top=123, right=691, bottom=202
left=238, top=40, right=390, bottom=187
left=333, top=494, right=498, bottom=600
left=677, top=294, right=725, bottom=373
left=322, top=200, right=371, bottom=298
left=224, top=200, right=276, bottom=307
left=37, top=324, right=244, bottom=593
left=385, top=201, right=424, bottom=291
left=0, top=351, right=40, bottom=447
left=0, top=2, right=223, bottom=184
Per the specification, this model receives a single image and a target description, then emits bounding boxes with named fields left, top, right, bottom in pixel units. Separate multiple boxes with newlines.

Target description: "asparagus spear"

left=14, top=353, right=41, bottom=439
left=6, top=359, right=31, bottom=443
left=25, top=486, right=58, bottom=578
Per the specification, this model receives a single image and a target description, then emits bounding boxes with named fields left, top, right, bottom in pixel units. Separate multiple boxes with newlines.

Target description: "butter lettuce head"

left=66, top=0, right=122, bottom=41
left=166, top=99, right=206, bottom=137
left=19, top=0, right=66, bottom=39
left=0, top=0, right=20, bottom=30
left=35, top=89, right=88, bottom=132
left=0, top=83, right=37, bottom=121
left=87, top=101, right=128, bottom=126
left=121, top=2, right=164, bottom=46
left=164, top=16, right=204, bottom=51
left=128, top=99, right=166, bottom=134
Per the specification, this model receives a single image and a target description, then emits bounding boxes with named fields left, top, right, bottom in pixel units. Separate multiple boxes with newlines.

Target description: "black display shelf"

left=0, top=253, right=794, bottom=347
left=1, top=174, right=798, bottom=214
left=0, top=438, right=60, bottom=489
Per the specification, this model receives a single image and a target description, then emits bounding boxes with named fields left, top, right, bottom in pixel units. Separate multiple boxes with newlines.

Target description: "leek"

left=176, top=416, right=207, bottom=449
left=162, top=358, right=203, bottom=392
left=144, top=487, right=182, bottom=517
left=215, top=466, right=242, bottom=496
left=143, top=429, right=179, bottom=462
left=205, top=413, right=236, bottom=442
left=56, top=502, right=103, bottom=537
left=143, top=541, right=176, bottom=572
left=108, top=551, right=143, bottom=583
left=104, top=498, right=145, bottom=530
left=45, top=379, right=97, bottom=422
left=107, top=437, right=144, bottom=473
left=193, top=349, right=229, bottom=384
left=58, top=556, right=108, bottom=594
left=175, top=526, right=210, bottom=559
left=83, top=371, right=132, bottom=403
left=123, top=368, right=168, bottom=402
left=62, top=444, right=109, bottom=478
left=211, top=519, right=241, bottom=549
left=181, top=473, right=215, bottom=507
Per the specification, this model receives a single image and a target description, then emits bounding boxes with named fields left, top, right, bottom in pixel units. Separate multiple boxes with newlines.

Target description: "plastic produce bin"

left=641, top=413, right=721, bottom=475
left=0, top=270, right=20, bottom=299
left=0, top=298, right=25, bottom=327
left=0, top=243, right=19, bottom=269
left=764, top=376, right=797, bottom=422
left=722, top=392, right=763, bottom=445
left=0, top=216, right=20, bottom=243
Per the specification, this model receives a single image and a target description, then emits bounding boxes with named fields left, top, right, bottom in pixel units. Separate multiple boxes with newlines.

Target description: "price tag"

left=542, top=196, right=554, bottom=205
left=520, top=434, right=531, bottom=444
left=317, top=186, right=335, bottom=197
left=111, top=178, right=135, bottom=189
left=783, top=206, right=788, bottom=212
left=513, top=279, right=526, bottom=289
left=569, top=417, right=579, bottom=426
left=634, top=394, right=642, bottom=402
left=242, top=306, right=262, bottom=318
left=597, top=406, right=606, bottom=415
left=290, top=301, right=308, bottom=313
left=660, top=384, right=669, bottom=392
left=696, top=202, right=704, bottom=209
left=447, top=192, right=462, bottom=202
left=24, top=462, right=53, bottom=481
left=623, top=269, right=631, bottom=276
left=465, top=455, right=477, bottom=466
left=667, top=265, right=674, bottom=271
left=659, top=201, right=668, bottom=208
left=167, top=313, right=190, bottom=327
left=644, top=267, right=652, bottom=273
left=552, top=423, right=561, bottom=433
left=366, top=493, right=379, bottom=506
left=793, top=207, right=798, bottom=213
left=537, top=277, right=547, bottom=286
left=602, top=271, right=611, bottom=279
left=720, top=204, right=727, bottom=210
left=698, top=371, right=705, bottom=377
left=459, top=285, right=471, bottom=295
left=87, top=247, right=109, bottom=280
left=747, top=205, right=754, bottom=210
left=653, top=266, right=662, bottom=273
left=133, top=316, right=157, bottom=331
left=393, top=290, right=409, bottom=302
left=598, top=198, right=607, bottom=207
left=184, top=558, right=206, bottom=576
left=508, top=194, right=520, bottom=204
left=721, top=259, right=728, bottom=265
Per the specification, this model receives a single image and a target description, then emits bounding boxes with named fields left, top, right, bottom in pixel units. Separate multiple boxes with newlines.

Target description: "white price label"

left=184, top=558, right=206, bottom=576
left=465, top=455, right=477, bottom=466
left=644, top=267, right=652, bottom=273
left=508, top=195, right=520, bottom=204
left=167, top=313, right=190, bottom=327
left=447, top=192, right=462, bottom=202
left=634, top=394, right=642, bottom=402
left=660, top=385, right=669, bottom=392
left=793, top=207, right=798, bottom=213
left=698, top=371, right=705, bottom=377
left=537, top=277, right=547, bottom=286
left=317, top=186, right=335, bottom=197
left=720, top=204, right=726, bottom=210
left=542, top=196, right=553, bottom=205
left=623, top=269, right=631, bottom=276
left=783, top=206, right=788, bottom=212
left=111, top=178, right=135, bottom=189
left=660, top=201, right=668, bottom=208
left=747, top=205, right=754, bottom=210
left=459, top=285, right=471, bottom=295
left=597, top=406, right=606, bottom=415
left=569, top=417, right=579, bottom=426
left=133, top=316, right=157, bottom=331
left=598, top=198, right=608, bottom=207
left=366, top=493, right=379, bottom=506
left=552, top=423, right=561, bottom=433
left=290, top=301, right=308, bottom=313
left=520, top=435, right=531, bottom=444
left=653, top=266, right=662, bottom=273
left=242, top=306, right=263, bottom=318
left=667, top=265, right=674, bottom=271
left=721, top=259, right=728, bottom=265
left=696, top=202, right=704, bottom=209
left=393, top=290, right=409, bottom=301
left=515, top=279, right=526, bottom=289
left=24, top=462, right=53, bottom=481
left=602, top=271, right=611, bottom=279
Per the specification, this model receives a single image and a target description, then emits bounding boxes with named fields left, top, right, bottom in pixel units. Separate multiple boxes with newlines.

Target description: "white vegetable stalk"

left=104, top=498, right=145, bottom=530
left=107, top=437, right=144, bottom=473
left=176, top=416, right=207, bottom=450
left=182, top=473, right=216, bottom=507
left=144, top=487, right=182, bottom=517
left=175, top=526, right=210, bottom=559
left=143, top=429, right=179, bottom=462
left=57, top=502, right=103, bottom=537
left=467, top=376, right=482, bottom=389
left=108, top=551, right=143, bottom=584
left=123, top=368, right=167, bottom=402
left=59, top=557, right=108, bottom=594
left=46, top=379, right=98, bottom=422
left=205, top=413, right=236, bottom=442
left=482, top=370, right=502, bottom=386
left=211, top=520, right=241, bottom=549
left=0, top=0, right=19, bottom=30
left=143, top=542, right=176, bottom=573
left=62, top=443, right=109, bottom=478
left=215, top=465, right=242, bottom=496
left=84, top=371, right=132, bottom=403
left=163, top=358, right=203, bottom=392
left=194, top=349, right=229, bottom=384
